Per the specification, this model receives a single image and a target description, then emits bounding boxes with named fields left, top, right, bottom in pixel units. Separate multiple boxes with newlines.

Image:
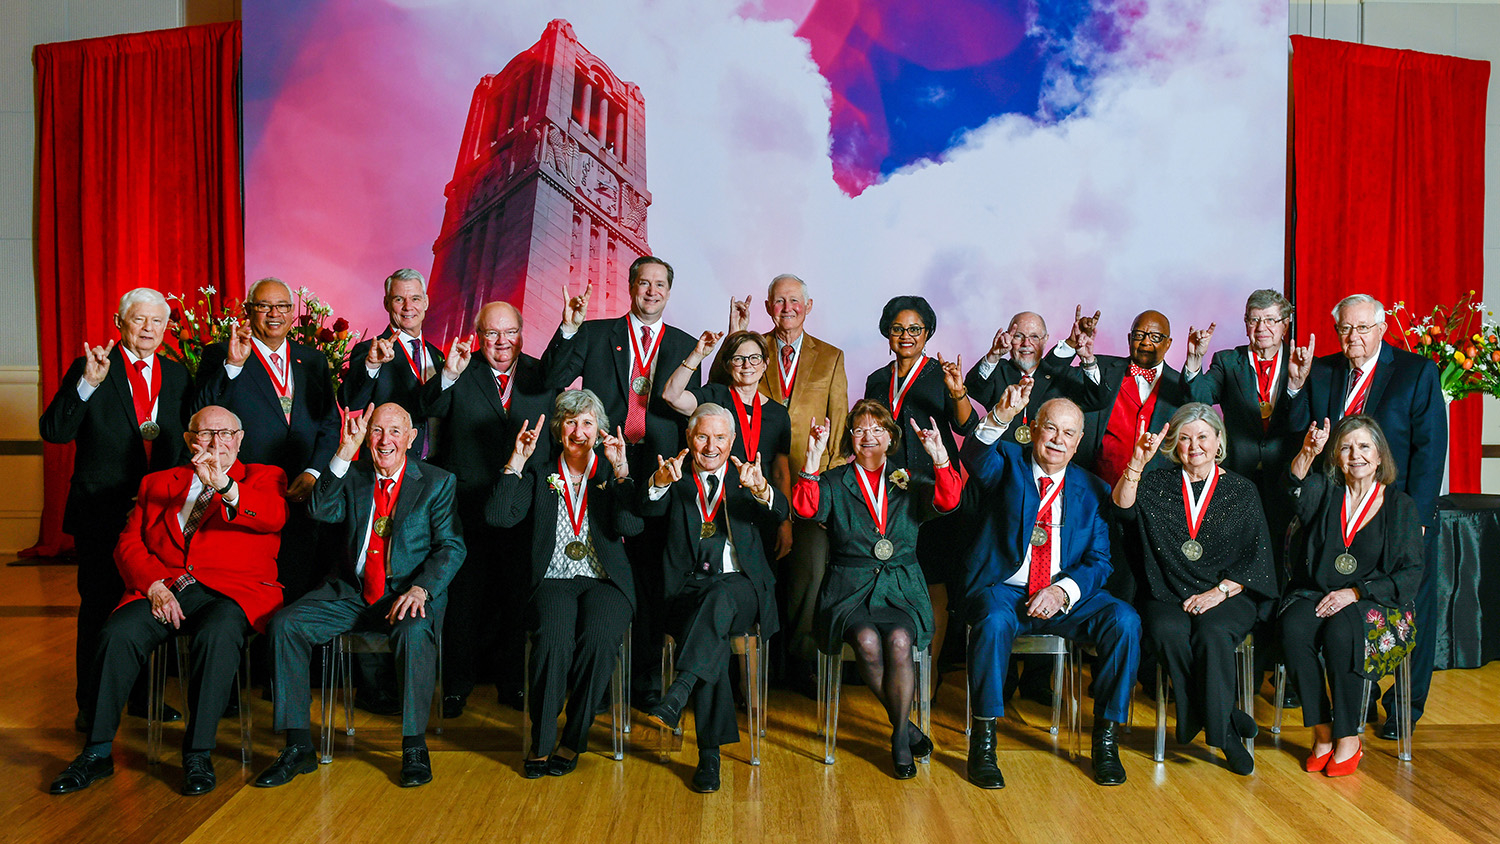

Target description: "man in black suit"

left=965, top=310, right=1109, bottom=446
left=546, top=256, right=702, bottom=705
left=340, top=268, right=445, bottom=458
left=196, top=277, right=339, bottom=600
left=1290, top=293, right=1447, bottom=737
left=642, top=405, right=786, bottom=793
left=421, top=301, right=556, bottom=715
left=254, top=403, right=465, bottom=789
left=41, top=287, right=192, bottom=731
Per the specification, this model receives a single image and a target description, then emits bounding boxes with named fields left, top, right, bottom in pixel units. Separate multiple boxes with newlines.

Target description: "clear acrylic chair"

left=815, top=642, right=931, bottom=766
left=520, top=622, right=631, bottom=761
left=1153, top=634, right=1255, bottom=764
left=146, top=634, right=253, bottom=765
left=661, top=625, right=767, bottom=765
left=964, top=627, right=1077, bottom=746
left=1271, top=653, right=1413, bottom=762
left=319, top=629, right=444, bottom=764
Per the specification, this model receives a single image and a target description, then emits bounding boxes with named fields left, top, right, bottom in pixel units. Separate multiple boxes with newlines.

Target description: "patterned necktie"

left=623, top=326, right=651, bottom=442
left=496, top=372, right=511, bottom=410
left=409, top=339, right=423, bottom=379
left=1346, top=367, right=1366, bottom=415
left=182, top=485, right=215, bottom=541
left=363, top=478, right=395, bottom=605
left=270, top=352, right=282, bottom=372
left=1127, top=362, right=1156, bottom=383
left=1027, top=477, right=1054, bottom=597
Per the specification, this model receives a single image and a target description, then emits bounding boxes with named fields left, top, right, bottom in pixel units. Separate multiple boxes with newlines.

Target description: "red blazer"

left=114, top=462, right=288, bottom=631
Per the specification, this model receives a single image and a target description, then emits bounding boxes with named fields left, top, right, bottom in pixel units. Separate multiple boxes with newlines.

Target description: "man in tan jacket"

left=728, top=274, right=849, bottom=693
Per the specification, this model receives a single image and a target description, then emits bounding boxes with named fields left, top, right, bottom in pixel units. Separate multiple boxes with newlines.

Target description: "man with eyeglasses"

left=1290, top=293, right=1446, bottom=738
left=341, top=268, right=446, bottom=458
left=197, top=277, right=339, bottom=600
left=42, top=287, right=195, bottom=734
left=966, top=310, right=1109, bottom=447
left=546, top=256, right=701, bottom=708
left=419, top=301, right=557, bottom=716
left=725, top=274, right=849, bottom=697
left=49, top=405, right=287, bottom=797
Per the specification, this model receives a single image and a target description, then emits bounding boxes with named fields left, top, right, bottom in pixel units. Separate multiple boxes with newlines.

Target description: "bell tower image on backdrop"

left=426, top=19, right=651, bottom=350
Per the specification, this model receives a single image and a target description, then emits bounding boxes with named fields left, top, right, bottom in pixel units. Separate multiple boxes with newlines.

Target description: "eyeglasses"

left=247, top=302, right=294, bottom=314
left=1335, top=323, right=1382, bottom=336
left=1012, top=333, right=1046, bottom=344
left=1128, top=331, right=1168, bottom=344
left=1244, top=316, right=1288, bottom=327
left=478, top=329, right=520, bottom=341
left=729, top=354, right=766, bottom=366
left=887, top=325, right=926, bottom=338
left=188, top=429, right=240, bottom=442
left=850, top=426, right=889, bottom=438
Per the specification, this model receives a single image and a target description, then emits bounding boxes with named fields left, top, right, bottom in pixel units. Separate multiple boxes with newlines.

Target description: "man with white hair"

left=341, top=268, right=446, bottom=457
left=1291, top=293, right=1446, bottom=738
left=197, top=277, right=339, bottom=600
left=41, top=287, right=194, bottom=733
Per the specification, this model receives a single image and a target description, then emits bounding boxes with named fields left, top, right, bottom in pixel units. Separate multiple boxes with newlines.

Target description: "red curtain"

left=1290, top=35, right=1490, bottom=494
left=27, top=23, right=244, bottom=556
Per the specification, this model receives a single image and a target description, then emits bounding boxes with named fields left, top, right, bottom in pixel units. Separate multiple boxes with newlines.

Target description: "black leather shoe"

left=1281, top=687, right=1301, bottom=709
left=253, top=745, right=318, bottom=788
left=354, top=692, right=402, bottom=717
left=966, top=719, right=1005, bottom=789
left=1376, top=719, right=1400, bottom=741
left=646, top=678, right=692, bottom=731
left=1221, top=738, right=1254, bottom=776
left=522, top=758, right=549, bottom=779
left=442, top=694, right=466, bottom=719
left=1092, top=720, right=1127, bottom=786
left=1230, top=709, right=1260, bottom=740
left=400, top=746, right=433, bottom=787
left=546, top=754, right=578, bottom=777
left=907, top=722, right=933, bottom=759
left=48, top=751, right=114, bottom=794
left=691, top=751, right=721, bottom=793
left=127, top=702, right=182, bottom=722
left=181, top=753, right=217, bottom=796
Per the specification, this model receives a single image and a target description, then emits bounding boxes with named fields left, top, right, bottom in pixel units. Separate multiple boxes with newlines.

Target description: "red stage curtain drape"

left=27, top=22, right=243, bottom=556
left=1290, top=35, right=1490, bottom=494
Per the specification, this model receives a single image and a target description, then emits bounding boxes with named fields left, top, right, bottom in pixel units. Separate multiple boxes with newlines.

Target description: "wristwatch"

left=1216, top=582, right=1231, bottom=596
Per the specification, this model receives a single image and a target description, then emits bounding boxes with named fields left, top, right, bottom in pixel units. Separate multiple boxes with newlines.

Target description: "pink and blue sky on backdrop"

left=244, top=0, right=1286, bottom=371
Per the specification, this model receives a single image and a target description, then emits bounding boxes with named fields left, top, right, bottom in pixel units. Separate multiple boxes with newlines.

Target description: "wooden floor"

left=4, top=559, right=1499, bottom=844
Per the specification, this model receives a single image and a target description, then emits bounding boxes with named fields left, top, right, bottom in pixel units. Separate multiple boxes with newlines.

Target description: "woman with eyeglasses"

left=792, top=400, right=961, bottom=778
left=862, top=295, right=976, bottom=696
left=1279, top=415, right=1423, bottom=777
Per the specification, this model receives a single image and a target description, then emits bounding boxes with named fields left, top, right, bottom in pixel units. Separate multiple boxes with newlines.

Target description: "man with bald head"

left=960, top=388, right=1140, bottom=788
left=341, top=268, right=446, bottom=457
left=256, top=402, right=464, bottom=788
left=966, top=311, right=1107, bottom=446
left=197, top=277, right=339, bottom=600
left=419, top=300, right=557, bottom=715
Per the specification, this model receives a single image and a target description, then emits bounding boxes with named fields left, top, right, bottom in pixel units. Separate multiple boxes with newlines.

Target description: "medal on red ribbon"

left=888, top=355, right=928, bottom=419
left=1179, top=466, right=1221, bottom=561
left=1336, top=483, right=1384, bottom=574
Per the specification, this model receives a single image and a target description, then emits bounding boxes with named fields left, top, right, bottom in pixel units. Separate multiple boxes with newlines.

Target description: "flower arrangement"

left=888, top=468, right=910, bottom=490
left=1389, top=291, right=1500, bottom=400
left=161, top=286, right=359, bottom=390
left=547, top=473, right=566, bottom=495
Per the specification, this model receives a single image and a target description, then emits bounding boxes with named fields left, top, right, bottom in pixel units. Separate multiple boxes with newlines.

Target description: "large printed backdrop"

left=244, top=0, right=1286, bottom=370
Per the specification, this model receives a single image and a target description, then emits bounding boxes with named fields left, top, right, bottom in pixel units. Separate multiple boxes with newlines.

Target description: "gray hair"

left=1332, top=294, right=1386, bottom=323
left=1161, top=402, right=1228, bottom=464
left=116, top=287, right=169, bottom=318
left=384, top=268, right=427, bottom=295
left=247, top=277, right=292, bottom=302
left=688, top=403, right=736, bottom=435
left=1245, top=289, right=1293, bottom=320
left=189, top=404, right=243, bottom=430
left=550, top=389, right=609, bottom=444
left=766, top=273, right=809, bottom=300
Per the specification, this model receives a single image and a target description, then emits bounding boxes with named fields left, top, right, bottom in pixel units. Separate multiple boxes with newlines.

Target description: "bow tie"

left=1127, top=363, right=1157, bottom=383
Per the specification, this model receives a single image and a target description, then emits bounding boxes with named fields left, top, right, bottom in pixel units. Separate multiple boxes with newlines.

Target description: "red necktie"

left=496, top=373, right=511, bottom=410
left=363, top=478, right=394, bottom=604
left=1028, top=477, right=1054, bottom=597
left=1346, top=367, right=1367, bottom=415
left=1255, top=358, right=1275, bottom=393
left=623, top=326, right=650, bottom=442
left=131, top=360, right=154, bottom=461
left=1127, top=362, right=1156, bottom=383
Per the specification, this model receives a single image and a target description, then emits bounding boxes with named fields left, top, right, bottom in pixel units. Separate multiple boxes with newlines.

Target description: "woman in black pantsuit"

left=1281, top=414, right=1423, bottom=777
left=487, top=389, right=642, bottom=778
left=1112, top=402, right=1275, bottom=775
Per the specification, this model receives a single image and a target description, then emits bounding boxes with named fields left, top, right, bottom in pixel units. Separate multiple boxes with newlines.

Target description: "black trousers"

left=87, top=583, right=250, bottom=752
left=270, top=579, right=442, bottom=737
left=1142, top=595, right=1256, bottom=748
left=74, top=530, right=127, bottom=717
left=626, top=518, right=669, bottom=695
left=1280, top=596, right=1366, bottom=739
left=528, top=577, right=632, bottom=756
left=444, top=507, right=530, bottom=700
left=670, top=572, right=758, bottom=749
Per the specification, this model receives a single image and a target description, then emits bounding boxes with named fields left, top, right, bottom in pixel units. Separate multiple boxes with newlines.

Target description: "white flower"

left=888, top=468, right=910, bottom=489
left=547, top=474, right=565, bottom=495
left=297, top=286, right=311, bottom=297
left=199, top=286, right=216, bottom=297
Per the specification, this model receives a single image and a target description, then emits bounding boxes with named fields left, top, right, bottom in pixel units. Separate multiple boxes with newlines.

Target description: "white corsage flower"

left=888, top=469, right=910, bottom=490
left=547, top=474, right=566, bottom=495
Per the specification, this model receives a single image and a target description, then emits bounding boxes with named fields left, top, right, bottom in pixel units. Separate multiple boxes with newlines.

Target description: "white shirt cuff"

left=366, top=365, right=381, bottom=379
left=224, top=362, right=243, bottom=379
left=974, top=417, right=1009, bottom=444
left=1053, top=342, right=1077, bottom=359
left=647, top=484, right=670, bottom=501
left=1183, top=366, right=1200, bottom=380
left=1056, top=577, right=1081, bottom=613
left=441, top=371, right=458, bottom=390
left=1286, top=386, right=1301, bottom=398
left=327, top=458, right=349, bottom=478
left=76, top=378, right=98, bottom=401
left=560, top=326, right=579, bottom=340
left=976, top=358, right=997, bottom=379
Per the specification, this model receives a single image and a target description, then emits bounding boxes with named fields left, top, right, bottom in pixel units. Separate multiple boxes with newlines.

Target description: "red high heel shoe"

left=1304, top=747, right=1333, bottom=773
left=1324, top=742, right=1363, bottom=777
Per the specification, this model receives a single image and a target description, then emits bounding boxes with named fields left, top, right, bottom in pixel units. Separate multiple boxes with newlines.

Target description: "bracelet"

left=798, top=470, right=820, bottom=481
left=214, top=478, right=234, bottom=496
left=951, top=391, right=968, bottom=402
left=680, top=361, right=698, bottom=371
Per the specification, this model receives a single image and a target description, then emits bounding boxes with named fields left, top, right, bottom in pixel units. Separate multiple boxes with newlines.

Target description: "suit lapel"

left=161, top=467, right=193, bottom=551
left=106, top=347, right=141, bottom=429
left=249, top=344, right=289, bottom=424
left=470, top=362, right=509, bottom=420
left=1365, top=344, right=1396, bottom=414
left=350, top=466, right=376, bottom=561
left=392, top=461, right=425, bottom=549
left=612, top=317, right=632, bottom=399
left=1238, top=347, right=1261, bottom=409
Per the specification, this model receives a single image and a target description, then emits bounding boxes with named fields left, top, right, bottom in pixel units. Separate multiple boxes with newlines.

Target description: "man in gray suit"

left=253, top=403, right=465, bottom=788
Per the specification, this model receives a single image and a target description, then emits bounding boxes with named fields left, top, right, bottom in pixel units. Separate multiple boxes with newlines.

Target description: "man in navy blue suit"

left=960, top=383, right=1141, bottom=788
left=1290, top=293, right=1447, bottom=737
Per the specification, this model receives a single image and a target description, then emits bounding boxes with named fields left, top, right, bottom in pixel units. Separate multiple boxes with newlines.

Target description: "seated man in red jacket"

left=49, top=405, right=287, bottom=797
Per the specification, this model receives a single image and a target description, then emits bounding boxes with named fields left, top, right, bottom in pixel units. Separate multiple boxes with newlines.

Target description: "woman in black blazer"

left=1281, top=415, right=1424, bottom=777
left=487, top=389, right=642, bottom=778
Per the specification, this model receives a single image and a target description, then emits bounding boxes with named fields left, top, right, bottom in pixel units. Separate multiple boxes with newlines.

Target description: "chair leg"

left=433, top=633, right=444, bottom=736
left=1358, top=677, right=1372, bottom=736
left=238, top=645, right=253, bottom=766
left=821, top=650, right=841, bottom=765
left=1153, top=662, right=1167, bottom=763
left=621, top=623, right=632, bottom=735
left=744, top=635, right=761, bottom=766
left=521, top=636, right=532, bottom=759
left=341, top=637, right=356, bottom=737
left=815, top=650, right=826, bottom=739
left=1397, top=656, right=1413, bottom=762
left=1070, top=645, right=1083, bottom=760
left=758, top=631, right=769, bottom=738
left=146, top=643, right=165, bottom=765
left=174, top=636, right=191, bottom=721
left=917, top=646, right=931, bottom=763
left=1241, top=641, right=1255, bottom=759
left=1050, top=649, right=1063, bottom=738
left=611, top=635, right=626, bottom=761
left=964, top=626, right=972, bottom=738
left=1271, top=664, right=1286, bottom=736
left=320, top=641, right=335, bottom=764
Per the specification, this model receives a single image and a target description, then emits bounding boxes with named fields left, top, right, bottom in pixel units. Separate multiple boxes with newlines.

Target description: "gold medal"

left=1031, top=525, right=1048, bottom=547
left=279, top=395, right=294, bottom=415
left=873, top=538, right=894, bottom=561
left=1181, top=539, right=1203, bottom=561
left=1013, top=424, right=1032, bottom=444
left=1334, top=553, right=1357, bottom=575
left=373, top=516, right=393, bottom=538
left=700, top=521, right=716, bottom=539
left=631, top=375, right=650, bottom=396
left=565, top=540, right=588, bottom=561
left=139, top=420, right=160, bottom=441
left=1259, top=400, right=1272, bottom=420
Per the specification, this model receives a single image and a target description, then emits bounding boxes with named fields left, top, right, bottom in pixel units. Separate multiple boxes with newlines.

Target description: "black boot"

left=965, top=718, right=1005, bottom=789
left=1091, top=719, right=1127, bottom=785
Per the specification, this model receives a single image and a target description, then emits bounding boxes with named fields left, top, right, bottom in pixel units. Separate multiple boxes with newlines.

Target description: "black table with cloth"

left=1432, top=494, right=1500, bottom=670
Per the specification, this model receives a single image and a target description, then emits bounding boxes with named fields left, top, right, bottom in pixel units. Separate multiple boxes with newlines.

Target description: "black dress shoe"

left=181, top=753, right=217, bottom=796
left=966, top=719, right=1006, bottom=789
left=545, top=754, right=578, bottom=777
left=646, top=678, right=692, bottom=731
left=253, top=745, right=318, bottom=788
left=522, top=758, right=549, bottom=779
left=1230, top=709, right=1260, bottom=740
left=1376, top=719, right=1400, bottom=741
left=892, top=743, right=917, bottom=780
left=49, top=751, right=114, bottom=794
left=1281, top=688, right=1301, bottom=709
left=1221, top=738, right=1254, bottom=776
left=353, top=692, right=402, bottom=717
left=907, top=722, right=933, bottom=759
left=691, top=751, right=721, bottom=793
left=1091, top=720, right=1127, bottom=786
left=400, top=746, right=433, bottom=787
left=442, top=694, right=466, bottom=719
left=127, top=702, right=182, bottom=722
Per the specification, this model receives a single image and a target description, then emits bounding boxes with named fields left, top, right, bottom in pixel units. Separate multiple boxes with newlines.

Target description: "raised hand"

left=729, top=295, right=752, bottom=333
left=444, top=334, right=474, bottom=379
left=366, top=336, right=397, bottom=368
left=652, top=449, right=689, bottom=488
left=992, top=377, right=1033, bottom=424
left=1288, top=333, right=1316, bottom=391
left=562, top=281, right=592, bottom=332
left=227, top=321, right=254, bottom=367
left=516, top=415, right=545, bottom=460
left=190, top=447, right=221, bottom=488
left=601, top=426, right=630, bottom=477
left=986, top=327, right=1013, bottom=362
left=938, top=352, right=965, bottom=397
left=731, top=453, right=770, bottom=497
left=336, top=403, right=374, bottom=461
left=910, top=416, right=949, bottom=465
left=82, top=339, right=115, bottom=387
left=1302, top=418, right=1330, bottom=456
left=1185, top=323, right=1216, bottom=362
left=1068, top=305, right=1101, bottom=363
left=693, top=329, right=724, bottom=361
left=1129, top=422, right=1170, bottom=469
left=804, top=416, right=831, bottom=473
